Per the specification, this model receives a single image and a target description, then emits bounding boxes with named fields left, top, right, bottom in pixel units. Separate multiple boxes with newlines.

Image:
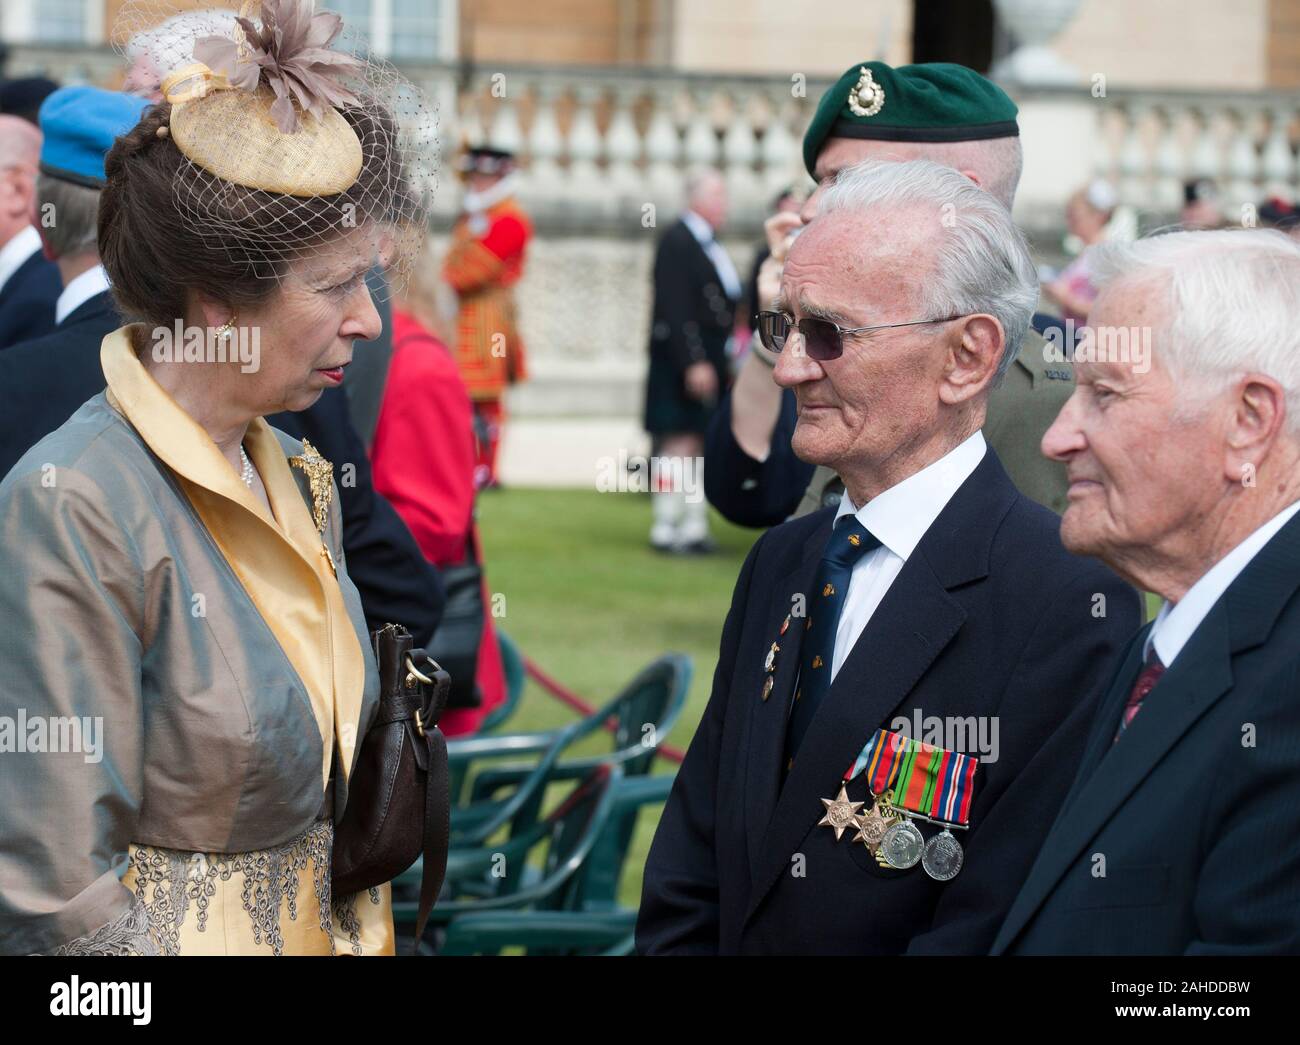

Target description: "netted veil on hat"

left=112, top=0, right=438, bottom=295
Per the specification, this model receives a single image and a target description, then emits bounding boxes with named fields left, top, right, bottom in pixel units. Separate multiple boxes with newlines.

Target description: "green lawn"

left=475, top=488, right=759, bottom=908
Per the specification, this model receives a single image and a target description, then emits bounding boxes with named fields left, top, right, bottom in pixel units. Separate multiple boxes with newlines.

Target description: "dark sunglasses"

left=755, top=310, right=964, bottom=362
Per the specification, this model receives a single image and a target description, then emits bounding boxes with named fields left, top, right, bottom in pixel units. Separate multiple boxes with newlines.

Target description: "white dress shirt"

left=55, top=264, right=110, bottom=325
left=0, top=225, right=44, bottom=296
left=826, top=431, right=987, bottom=678
left=680, top=209, right=742, bottom=301
left=1146, top=498, right=1300, bottom=668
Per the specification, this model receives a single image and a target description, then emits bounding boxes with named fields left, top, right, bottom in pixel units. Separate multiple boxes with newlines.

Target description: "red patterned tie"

left=1112, top=647, right=1165, bottom=744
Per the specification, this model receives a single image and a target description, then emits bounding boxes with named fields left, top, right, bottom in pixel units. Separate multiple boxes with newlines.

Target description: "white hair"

left=818, top=158, right=1038, bottom=384
left=1090, top=228, right=1300, bottom=431
left=684, top=168, right=725, bottom=208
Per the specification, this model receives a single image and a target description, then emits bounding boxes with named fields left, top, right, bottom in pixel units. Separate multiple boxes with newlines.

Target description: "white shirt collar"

left=55, top=264, right=110, bottom=325
left=461, top=171, right=519, bottom=215
left=833, top=430, right=987, bottom=560
left=680, top=210, right=742, bottom=300
left=1147, top=498, right=1300, bottom=667
left=0, top=225, right=44, bottom=295
left=680, top=209, right=715, bottom=244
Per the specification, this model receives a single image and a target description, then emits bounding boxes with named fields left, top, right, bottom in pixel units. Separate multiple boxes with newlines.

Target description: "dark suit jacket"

left=637, top=448, right=1141, bottom=954
left=0, top=290, right=118, bottom=478
left=0, top=248, right=60, bottom=350
left=643, top=218, right=738, bottom=436
left=704, top=386, right=811, bottom=528
left=992, top=511, right=1300, bottom=955
left=0, top=292, right=444, bottom=647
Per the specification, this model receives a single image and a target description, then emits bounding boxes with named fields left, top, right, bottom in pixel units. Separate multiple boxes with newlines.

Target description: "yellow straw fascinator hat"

left=114, top=0, right=438, bottom=292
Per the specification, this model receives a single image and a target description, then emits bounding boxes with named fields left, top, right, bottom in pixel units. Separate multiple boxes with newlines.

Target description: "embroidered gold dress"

left=0, top=327, right=393, bottom=955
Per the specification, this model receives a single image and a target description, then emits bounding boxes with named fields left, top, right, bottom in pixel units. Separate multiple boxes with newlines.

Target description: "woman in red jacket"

left=370, top=264, right=506, bottom=736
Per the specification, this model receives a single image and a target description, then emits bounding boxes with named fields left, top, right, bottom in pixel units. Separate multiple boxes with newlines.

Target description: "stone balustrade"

left=9, top=46, right=1299, bottom=233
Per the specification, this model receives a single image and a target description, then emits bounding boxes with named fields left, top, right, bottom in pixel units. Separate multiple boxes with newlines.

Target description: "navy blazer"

left=704, top=386, right=811, bottom=528
left=992, top=510, right=1300, bottom=955
left=0, top=290, right=119, bottom=478
left=0, top=248, right=60, bottom=351
left=0, top=294, right=444, bottom=647
left=637, top=448, right=1141, bottom=954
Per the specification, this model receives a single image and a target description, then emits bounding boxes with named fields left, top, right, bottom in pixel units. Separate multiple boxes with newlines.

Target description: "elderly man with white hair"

left=637, top=160, right=1139, bottom=955
left=994, top=229, right=1300, bottom=955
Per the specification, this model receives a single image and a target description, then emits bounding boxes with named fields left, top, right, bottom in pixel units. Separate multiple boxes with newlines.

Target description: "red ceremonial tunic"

left=370, top=308, right=506, bottom=735
left=441, top=197, right=532, bottom=403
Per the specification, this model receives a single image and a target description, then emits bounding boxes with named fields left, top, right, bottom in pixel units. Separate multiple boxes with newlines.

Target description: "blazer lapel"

left=743, top=519, right=825, bottom=873
left=739, top=449, right=1019, bottom=926
left=992, top=613, right=1232, bottom=952
left=995, top=512, right=1300, bottom=952
left=744, top=552, right=965, bottom=924
left=1059, top=624, right=1151, bottom=814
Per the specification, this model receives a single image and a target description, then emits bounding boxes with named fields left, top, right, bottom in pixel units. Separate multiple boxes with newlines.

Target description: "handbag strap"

left=415, top=726, right=450, bottom=946
left=408, top=649, right=452, bottom=951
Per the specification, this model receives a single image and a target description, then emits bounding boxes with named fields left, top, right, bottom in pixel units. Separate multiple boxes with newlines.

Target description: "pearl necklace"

left=239, top=444, right=254, bottom=488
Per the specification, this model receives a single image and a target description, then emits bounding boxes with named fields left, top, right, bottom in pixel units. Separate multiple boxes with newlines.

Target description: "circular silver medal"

left=921, top=829, right=964, bottom=881
left=880, top=819, right=924, bottom=869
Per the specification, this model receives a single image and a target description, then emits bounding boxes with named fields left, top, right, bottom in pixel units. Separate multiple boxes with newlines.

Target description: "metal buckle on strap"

left=404, top=654, right=433, bottom=689
left=404, top=654, right=442, bottom=736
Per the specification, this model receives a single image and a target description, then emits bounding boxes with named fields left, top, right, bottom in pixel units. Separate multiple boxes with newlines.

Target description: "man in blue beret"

left=707, top=61, right=1074, bottom=525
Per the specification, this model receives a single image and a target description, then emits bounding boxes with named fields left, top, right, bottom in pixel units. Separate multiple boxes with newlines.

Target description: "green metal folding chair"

left=433, top=769, right=675, bottom=955
left=448, top=653, right=691, bottom=844
left=392, top=763, right=623, bottom=954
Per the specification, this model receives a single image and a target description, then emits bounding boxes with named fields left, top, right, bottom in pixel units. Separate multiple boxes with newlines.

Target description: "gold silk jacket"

left=0, top=327, right=392, bottom=955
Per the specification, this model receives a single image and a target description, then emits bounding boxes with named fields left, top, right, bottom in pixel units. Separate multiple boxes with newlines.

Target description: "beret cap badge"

left=846, top=67, right=885, bottom=118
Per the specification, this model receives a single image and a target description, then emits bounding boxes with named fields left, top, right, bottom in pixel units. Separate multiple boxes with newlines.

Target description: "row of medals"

left=766, top=624, right=963, bottom=881
left=826, top=784, right=964, bottom=881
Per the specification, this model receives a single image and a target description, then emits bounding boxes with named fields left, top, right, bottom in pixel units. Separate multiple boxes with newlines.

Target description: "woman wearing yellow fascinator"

left=0, top=1, right=437, bottom=955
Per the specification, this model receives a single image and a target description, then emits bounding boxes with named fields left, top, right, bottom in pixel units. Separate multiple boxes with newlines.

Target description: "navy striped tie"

left=784, top=516, right=881, bottom=767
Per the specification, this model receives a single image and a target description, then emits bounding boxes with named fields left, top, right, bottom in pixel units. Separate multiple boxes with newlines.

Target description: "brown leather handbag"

left=333, top=622, right=451, bottom=951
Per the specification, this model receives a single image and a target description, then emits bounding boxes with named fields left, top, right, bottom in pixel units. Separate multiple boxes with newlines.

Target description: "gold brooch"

left=847, top=67, right=885, bottom=118
left=288, top=438, right=334, bottom=536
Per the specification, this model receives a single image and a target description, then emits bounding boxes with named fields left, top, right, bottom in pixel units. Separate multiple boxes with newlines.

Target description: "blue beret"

left=38, top=85, right=149, bottom=189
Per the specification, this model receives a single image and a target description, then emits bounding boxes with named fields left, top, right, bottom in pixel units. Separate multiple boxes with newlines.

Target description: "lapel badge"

left=765, top=641, right=779, bottom=673
left=780, top=614, right=790, bottom=636
left=847, top=67, right=885, bottom=118
left=761, top=676, right=774, bottom=701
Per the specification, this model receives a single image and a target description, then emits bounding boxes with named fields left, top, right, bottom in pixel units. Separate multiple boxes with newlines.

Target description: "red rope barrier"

left=521, top=655, right=686, bottom=765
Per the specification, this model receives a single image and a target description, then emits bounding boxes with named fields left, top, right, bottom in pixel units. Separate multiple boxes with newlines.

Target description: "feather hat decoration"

left=193, top=0, right=363, bottom=134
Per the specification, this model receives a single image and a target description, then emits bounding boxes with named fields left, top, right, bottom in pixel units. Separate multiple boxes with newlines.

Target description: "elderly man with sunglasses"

left=706, top=61, right=1075, bottom=529
left=637, top=159, right=1139, bottom=956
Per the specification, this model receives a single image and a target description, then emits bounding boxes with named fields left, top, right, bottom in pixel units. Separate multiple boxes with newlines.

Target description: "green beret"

left=802, top=61, right=1019, bottom=177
